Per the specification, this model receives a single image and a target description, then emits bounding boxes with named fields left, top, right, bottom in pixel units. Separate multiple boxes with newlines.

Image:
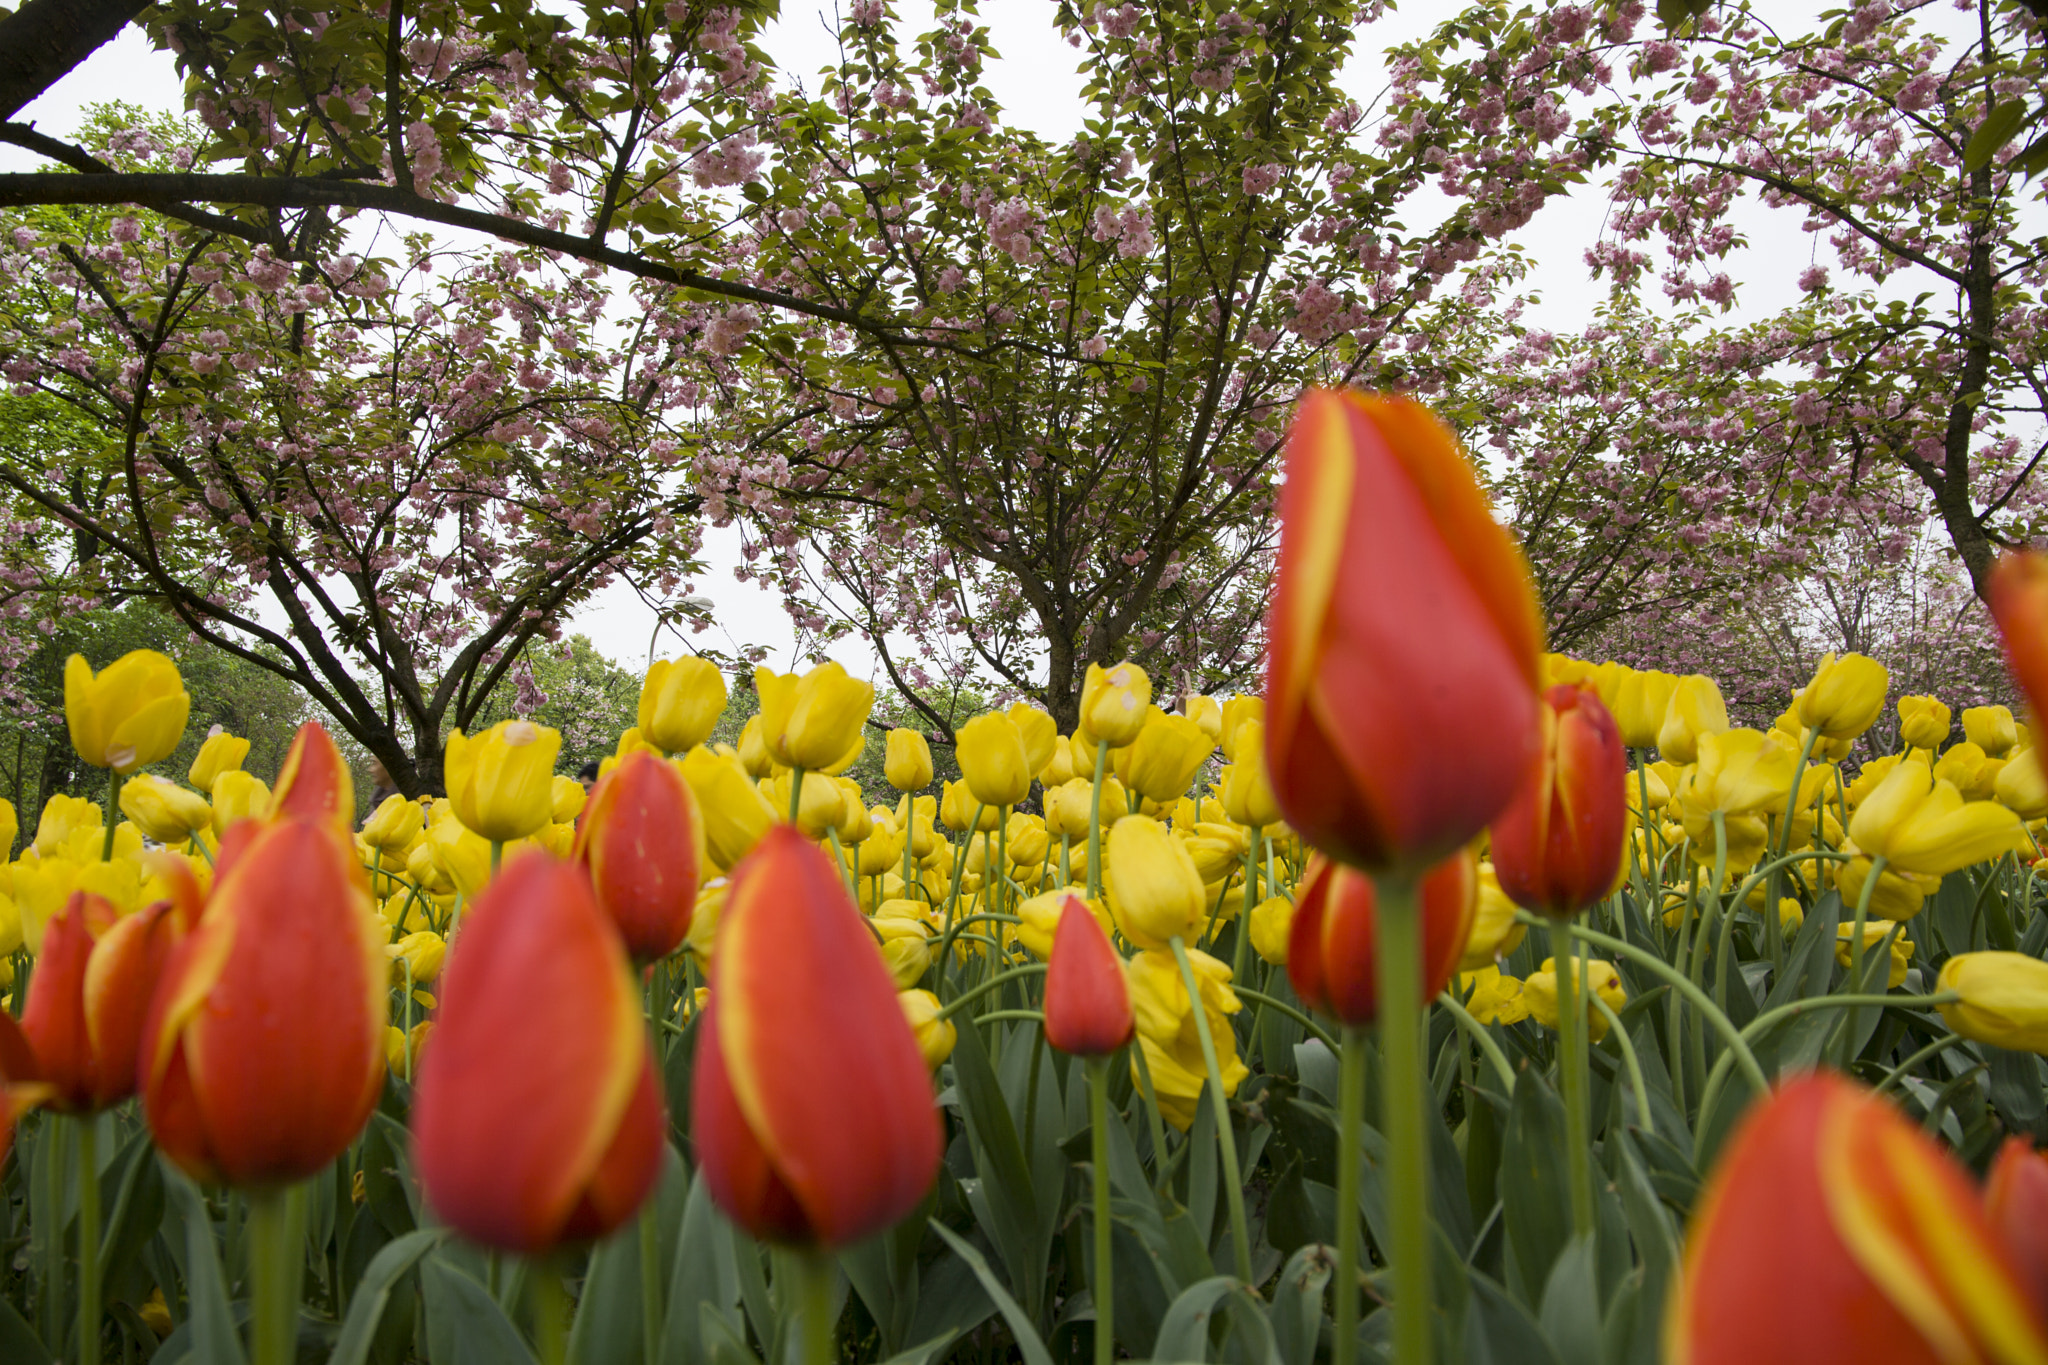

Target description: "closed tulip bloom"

left=757, top=662, right=874, bottom=771
left=1044, top=896, right=1134, bottom=1056
left=424, top=812, right=493, bottom=900
left=1689, top=728, right=1802, bottom=816
left=360, top=794, right=424, bottom=855
left=1126, top=946, right=1247, bottom=1130
left=1491, top=684, right=1628, bottom=919
left=957, top=713, right=1032, bottom=808
left=574, top=750, right=704, bottom=963
left=550, top=775, right=586, bottom=826
left=1007, top=704, right=1058, bottom=775
left=1937, top=952, right=2048, bottom=1054
left=1999, top=750, right=2048, bottom=818
left=445, top=720, right=561, bottom=843
left=211, top=771, right=272, bottom=837
left=940, top=778, right=1002, bottom=833
left=1287, top=850, right=1476, bottom=1026
left=1609, top=668, right=1679, bottom=750
left=1666, top=1073, right=2048, bottom=1365
left=187, top=730, right=250, bottom=795
left=1115, top=712, right=1215, bottom=805
left=119, top=774, right=214, bottom=846
left=65, top=650, right=189, bottom=773
left=1834, top=921, right=1914, bottom=990
left=1039, top=737, right=1078, bottom=787
left=885, top=728, right=934, bottom=791
left=1797, top=652, right=1889, bottom=741
left=1898, top=696, right=1953, bottom=751
left=692, top=826, right=942, bottom=1247
left=1458, top=863, right=1528, bottom=970
left=899, top=990, right=956, bottom=1069
left=1940, top=742, right=2009, bottom=802
left=1848, top=758, right=2029, bottom=880
left=140, top=817, right=386, bottom=1185
left=1220, top=735, right=1282, bottom=828
left=1658, top=674, right=1729, bottom=764
left=1079, top=662, right=1152, bottom=747
left=387, top=930, right=447, bottom=985
left=413, top=852, right=664, bottom=1252
left=680, top=746, right=776, bottom=870
left=762, top=771, right=846, bottom=839
left=735, top=717, right=775, bottom=778
left=1218, top=696, right=1265, bottom=762
left=1992, top=550, right=2048, bottom=723
left=0, top=797, right=14, bottom=859
left=270, top=721, right=357, bottom=829
left=1249, top=896, right=1295, bottom=965
left=639, top=656, right=728, bottom=754
left=1104, top=815, right=1207, bottom=950
left=1266, top=390, right=1544, bottom=871
left=1182, top=695, right=1223, bottom=742
left=22, top=891, right=182, bottom=1113
left=1966, top=705, right=2022, bottom=759
left=1986, top=1139, right=2048, bottom=1310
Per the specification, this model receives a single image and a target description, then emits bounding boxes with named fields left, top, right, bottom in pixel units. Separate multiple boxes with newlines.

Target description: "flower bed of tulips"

left=7, top=391, right=2048, bottom=1365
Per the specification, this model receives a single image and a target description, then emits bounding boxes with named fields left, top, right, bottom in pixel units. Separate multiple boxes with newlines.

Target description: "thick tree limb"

left=0, top=0, right=153, bottom=121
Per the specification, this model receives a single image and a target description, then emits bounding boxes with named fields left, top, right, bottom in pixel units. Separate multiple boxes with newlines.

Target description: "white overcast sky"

left=9, top=2, right=1837, bottom=682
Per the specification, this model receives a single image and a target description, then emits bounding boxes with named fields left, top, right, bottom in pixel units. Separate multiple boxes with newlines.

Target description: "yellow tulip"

left=1898, top=695, right=1952, bottom=751
left=1611, top=669, right=1679, bottom=750
left=940, top=778, right=1003, bottom=833
left=872, top=915, right=934, bottom=989
left=857, top=813, right=904, bottom=876
left=387, top=930, right=449, bottom=985
left=1039, top=736, right=1078, bottom=787
left=550, top=773, right=587, bottom=825
left=1182, top=695, right=1223, bottom=743
left=1218, top=695, right=1265, bottom=761
left=1007, top=704, right=1058, bottom=775
left=405, top=842, right=454, bottom=898
left=64, top=649, right=189, bottom=772
left=885, top=728, right=934, bottom=791
left=1964, top=705, right=2020, bottom=758
left=187, top=729, right=250, bottom=794
left=638, top=656, right=728, bottom=754
left=1115, top=711, right=1215, bottom=805
left=1181, top=822, right=1249, bottom=883
left=424, top=810, right=493, bottom=899
left=1657, top=674, right=1728, bottom=764
left=1687, top=728, right=1800, bottom=815
left=1937, top=952, right=2048, bottom=1054
left=756, top=661, right=874, bottom=770
left=32, top=794, right=100, bottom=855
left=1079, top=661, right=1152, bottom=747
left=1249, top=895, right=1295, bottom=965
left=1005, top=812, right=1050, bottom=869
left=680, top=746, right=776, bottom=868
left=1127, top=946, right=1246, bottom=1130
left=445, top=720, right=561, bottom=842
left=118, top=774, right=213, bottom=844
left=1796, top=651, right=1888, bottom=741
left=0, top=797, right=13, bottom=859
left=1459, top=862, right=1528, bottom=970
left=1457, top=967, right=1530, bottom=1026
left=210, top=770, right=272, bottom=836
left=900, top=989, right=957, bottom=1069
left=957, top=713, right=1032, bottom=808
left=1998, top=749, right=2048, bottom=820
left=1220, top=732, right=1283, bottom=828
left=1934, top=741, right=2004, bottom=802
left=1834, top=921, right=1913, bottom=990
left=1522, top=957, right=1626, bottom=1042
left=1104, top=815, right=1207, bottom=949
left=1044, top=780, right=1093, bottom=840
left=736, top=716, right=775, bottom=778
left=361, top=793, right=424, bottom=854
left=1847, top=757, right=2028, bottom=879
left=1834, top=856, right=1939, bottom=921
left=760, top=770, right=845, bottom=839
left=685, top=881, right=726, bottom=970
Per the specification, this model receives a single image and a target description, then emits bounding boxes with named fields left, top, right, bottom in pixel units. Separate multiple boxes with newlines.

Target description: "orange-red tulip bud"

left=1490, top=683, right=1629, bottom=918
left=22, top=891, right=180, bottom=1114
left=412, top=851, right=665, bottom=1252
left=140, top=818, right=386, bottom=1186
left=0, top=1006, right=50, bottom=1168
left=572, top=750, right=706, bottom=963
left=693, top=826, right=941, bottom=1248
left=1668, top=1073, right=2048, bottom=1365
left=1987, top=1137, right=2048, bottom=1313
left=1286, top=850, right=1476, bottom=1026
left=269, top=721, right=356, bottom=831
left=1043, top=895, right=1134, bottom=1057
left=1265, top=390, right=1544, bottom=872
left=1992, top=550, right=2048, bottom=727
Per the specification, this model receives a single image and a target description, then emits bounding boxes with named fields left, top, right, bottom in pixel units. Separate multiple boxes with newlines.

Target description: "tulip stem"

left=1087, top=741, right=1108, bottom=901
left=1836, top=854, right=1888, bottom=1067
left=1372, top=873, right=1432, bottom=1365
left=797, top=1250, right=835, bottom=1365
left=1230, top=825, right=1262, bottom=985
left=1168, top=936, right=1253, bottom=1285
left=1233, top=987, right=1340, bottom=1054
left=77, top=1116, right=100, bottom=1365
left=103, top=767, right=119, bottom=861
left=1129, top=1038, right=1172, bottom=1193
left=248, top=1184, right=305, bottom=1365
left=1551, top=922, right=1596, bottom=1242
left=1087, top=1056, right=1115, bottom=1365
left=1590, top=991, right=1652, bottom=1129
left=1334, top=1021, right=1367, bottom=1365
left=1434, top=990, right=1517, bottom=1093
left=530, top=1256, right=568, bottom=1365
left=1767, top=726, right=1822, bottom=971
left=489, top=840, right=503, bottom=876
left=789, top=768, right=806, bottom=824
left=41, top=1116, right=64, bottom=1344
left=933, top=963, right=1046, bottom=1022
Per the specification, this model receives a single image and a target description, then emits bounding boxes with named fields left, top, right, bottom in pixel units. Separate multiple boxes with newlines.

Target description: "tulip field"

left=9, top=389, right=2048, bottom=1365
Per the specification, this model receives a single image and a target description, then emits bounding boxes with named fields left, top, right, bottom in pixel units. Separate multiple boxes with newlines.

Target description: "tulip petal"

left=692, top=1000, right=816, bottom=1244
left=271, top=723, right=356, bottom=828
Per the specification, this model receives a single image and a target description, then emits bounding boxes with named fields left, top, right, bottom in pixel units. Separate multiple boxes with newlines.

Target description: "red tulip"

left=572, top=749, right=705, bottom=962
left=21, top=891, right=181, bottom=1113
left=693, top=825, right=941, bottom=1248
left=0, top=1010, right=49, bottom=1169
left=1265, top=390, right=1544, bottom=872
left=269, top=721, right=355, bottom=830
left=1286, top=850, right=1475, bottom=1026
left=1044, top=895, right=1133, bottom=1057
left=1489, top=683, right=1628, bottom=919
left=1991, top=550, right=2048, bottom=724
left=1669, top=1073, right=2048, bottom=1365
left=139, top=817, right=386, bottom=1186
left=1987, top=1137, right=2048, bottom=1312
left=412, top=851, right=664, bottom=1252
